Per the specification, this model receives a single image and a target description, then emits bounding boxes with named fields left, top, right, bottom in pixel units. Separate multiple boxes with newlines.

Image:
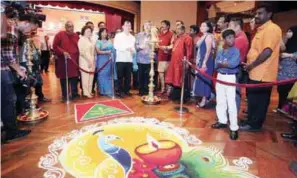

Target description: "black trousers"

left=41, top=50, right=50, bottom=72
left=277, top=83, right=294, bottom=109
left=60, top=77, right=79, bottom=99
left=133, top=70, right=139, bottom=89
left=1, top=71, right=18, bottom=133
left=247, top=80, right=272, bottom=129
left=15, top=84, right=28, bottom=115
left=168, top=70, right=191, bottom=102
left=138, top=63, right=150, bottom=95
left=235, top=66, right=250, bottom=112
left=35, top=84, right=44, bottom=99
left=116, top=62, right=132, bottom=93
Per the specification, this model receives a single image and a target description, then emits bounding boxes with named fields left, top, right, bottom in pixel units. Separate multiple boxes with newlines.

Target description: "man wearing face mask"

left=1, top=5, right=40, bottom=142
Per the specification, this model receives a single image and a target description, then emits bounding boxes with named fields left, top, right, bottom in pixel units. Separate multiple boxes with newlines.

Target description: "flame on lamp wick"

left=147, top=134, right=160, bottom=150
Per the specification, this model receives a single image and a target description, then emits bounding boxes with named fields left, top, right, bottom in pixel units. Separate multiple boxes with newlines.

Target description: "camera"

left=2, top=1, right=46, bottom=27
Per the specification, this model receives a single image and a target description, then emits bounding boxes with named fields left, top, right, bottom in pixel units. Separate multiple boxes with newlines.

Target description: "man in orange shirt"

left=241, top=3, right=282, bottom=132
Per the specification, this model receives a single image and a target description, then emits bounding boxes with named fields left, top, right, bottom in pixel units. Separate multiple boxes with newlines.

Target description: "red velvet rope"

left=186, top=60, right=297, bottom=88
left=67, top=57, right=112, bottom=74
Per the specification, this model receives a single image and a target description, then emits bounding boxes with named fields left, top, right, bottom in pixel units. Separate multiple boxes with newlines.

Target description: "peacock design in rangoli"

left=38, top=117, right=259, bottom=178
left=93, top=129, right=132, bottom=178
left=92, top=130, right=257, bottom=178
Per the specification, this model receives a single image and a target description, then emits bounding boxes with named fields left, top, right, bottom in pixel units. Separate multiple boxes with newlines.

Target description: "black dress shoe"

left=230, top=130, right=238, bottom=140
left=240, top=124, right=262, bottom=132
left=239, top=119, right=248, bottom=126
left=281, top=132, right=297, bottom=140
left=5, top=129, right=31, bottom=143
left=211, top=122, right=228, bottom=129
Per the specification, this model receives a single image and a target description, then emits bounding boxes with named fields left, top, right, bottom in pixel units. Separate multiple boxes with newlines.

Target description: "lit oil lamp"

left=135, top=135, right=189, bottom=177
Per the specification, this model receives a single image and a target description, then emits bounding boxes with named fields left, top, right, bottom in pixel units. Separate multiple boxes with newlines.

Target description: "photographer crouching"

left=1, top=3, right=41, bottom=143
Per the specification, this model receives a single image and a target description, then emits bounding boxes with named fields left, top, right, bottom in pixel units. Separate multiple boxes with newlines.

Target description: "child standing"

left=211, top=29, right=240, bottom=140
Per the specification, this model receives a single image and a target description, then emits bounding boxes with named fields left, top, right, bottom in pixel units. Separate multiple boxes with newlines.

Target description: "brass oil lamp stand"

left=17, top=38, right=49, bottom=123
left=141, top=27, right=161, bottom=105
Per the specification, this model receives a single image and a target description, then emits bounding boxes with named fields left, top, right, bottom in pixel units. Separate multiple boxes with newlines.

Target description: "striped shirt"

left=1, top=31, right=18, bottom=70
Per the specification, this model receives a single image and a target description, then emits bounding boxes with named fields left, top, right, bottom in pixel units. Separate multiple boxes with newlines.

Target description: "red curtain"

left=105, top=14, right=122, bottom=33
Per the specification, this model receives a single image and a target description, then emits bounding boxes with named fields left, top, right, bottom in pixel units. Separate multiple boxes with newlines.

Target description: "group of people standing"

left=203, top=3, right=296, bottom=141
left=53, top=21, right=117, bottom=100
left=51, top=3, right=297, bottom=141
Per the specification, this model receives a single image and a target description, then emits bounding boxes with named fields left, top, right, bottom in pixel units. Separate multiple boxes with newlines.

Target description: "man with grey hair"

left=135, top=21, right=152, bottom=96
left=53, top=21, right=80, bottom=102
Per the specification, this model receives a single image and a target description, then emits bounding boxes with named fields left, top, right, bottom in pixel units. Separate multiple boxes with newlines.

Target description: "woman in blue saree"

left=96, top=28, right=116, bottom=97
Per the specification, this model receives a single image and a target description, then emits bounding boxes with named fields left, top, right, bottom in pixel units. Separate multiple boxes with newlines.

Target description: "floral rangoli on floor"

left=38, top=117, right=258, bottom=178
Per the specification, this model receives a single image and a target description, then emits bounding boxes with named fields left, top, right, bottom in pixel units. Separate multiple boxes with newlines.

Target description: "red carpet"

left=74, top=99, right=134, bottom=123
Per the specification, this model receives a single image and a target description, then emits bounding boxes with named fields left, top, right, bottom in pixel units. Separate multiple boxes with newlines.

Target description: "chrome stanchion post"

left=111, top=54, right=115, bottom=100
left=65, top=56, right=70, bottom=104
left=174, top=56, right=189, bottom=114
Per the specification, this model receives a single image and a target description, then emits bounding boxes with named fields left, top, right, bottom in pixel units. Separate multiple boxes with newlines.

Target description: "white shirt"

left=40, top=39, right=51, bottom=51
left=114, top=32, right=136, bottom=63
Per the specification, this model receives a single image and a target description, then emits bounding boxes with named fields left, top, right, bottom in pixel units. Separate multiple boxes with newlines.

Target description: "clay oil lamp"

left=135, top=134, right=182, bottom=171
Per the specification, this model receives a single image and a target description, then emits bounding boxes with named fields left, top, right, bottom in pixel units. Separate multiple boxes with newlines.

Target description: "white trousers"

left=79, top=58, right=95, bottom=96
left=81, top=71, right=94, bottom=96
left=215, top=73, right=239, bottom=131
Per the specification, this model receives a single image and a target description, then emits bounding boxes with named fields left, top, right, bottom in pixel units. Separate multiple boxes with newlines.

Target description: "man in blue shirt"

left=135, top=21, right=152, bottom=96
left=211, top=29, right=240, bottom=140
